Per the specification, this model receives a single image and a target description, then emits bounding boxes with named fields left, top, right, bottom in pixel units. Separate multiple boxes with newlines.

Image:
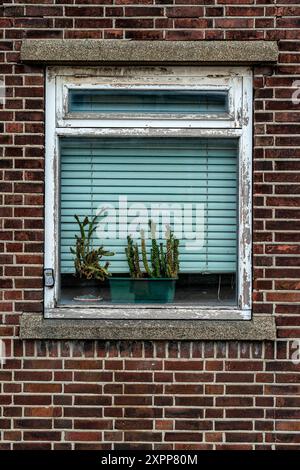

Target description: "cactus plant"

left=125, top=235, right=143, bottom=279
left=140, top=228, right=152, bottom=277
left=125, top=220, right=179, bottom=279
left=70, top=214, right=114, bottom=281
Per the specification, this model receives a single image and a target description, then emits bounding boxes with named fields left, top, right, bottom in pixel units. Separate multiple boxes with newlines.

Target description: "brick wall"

left=0, top=0, right=300, bottom=450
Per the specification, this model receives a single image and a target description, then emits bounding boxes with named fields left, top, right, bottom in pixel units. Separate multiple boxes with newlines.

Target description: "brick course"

left=0, top=0, right=300, bottom=450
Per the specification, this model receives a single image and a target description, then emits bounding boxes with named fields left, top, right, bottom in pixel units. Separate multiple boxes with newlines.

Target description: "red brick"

left=115, top=420, right=153, bottom=430
left=174, top=18, right=212, bottom=28
left=124, top=360, right=162, bottom=370
left=166, top=7, right=204, bottom=17
left=115, top=372, right=153, bottom=382
left=14, top=419, right=52, bottom=429
left=65, top=7, right=104, bottom=16
left=74, top=420, right=112, bottom=430
left=65, top=432, right=102, bottom=442
left=115, top=19, right=153, bottom=28
left=73, top=371, right=111, bottom=381
left=165, top=360, right=203, bottom=370
left=24, top=407, right=62, bottom=418
left=14, top=396, right=52, bottom=406
left=216, top=18, right=253, bottom=28
left=75, top=19, right=112, bottom=28
left=125, top=7, right=163, bottom=16
left=165, top=432, right=203, bottom=442
left=226, top=7, right=264, bottom=16
left=226, top=433, right=263, bottom=443
left=124, top=408, right=162, bottom=419
left=65, top=360, right=103, bottom=370
left=125, top=30, right=163, bottom=40
left=65, top=408, right=103, bottom=418
left=165, top=30, right=204, bottom=40
left=165, top=408, right=203, bottom=419
left=23, top=383, right=62, bottom=393
left=23, top=431, right=61, bottom=442
left=74, top=396, right=111, bottom=406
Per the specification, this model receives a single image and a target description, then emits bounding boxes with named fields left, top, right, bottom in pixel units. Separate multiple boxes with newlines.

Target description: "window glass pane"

left=68, top=89, right=228, bottom=114
left=59, top=137, right=237, bottom=306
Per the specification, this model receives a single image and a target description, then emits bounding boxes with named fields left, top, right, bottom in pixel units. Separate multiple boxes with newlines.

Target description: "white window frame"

left=44, top=65, right=252, bottom=321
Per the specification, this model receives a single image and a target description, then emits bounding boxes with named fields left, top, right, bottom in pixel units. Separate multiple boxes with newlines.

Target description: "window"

left=68, top=89, right=229, bottom=114
left=45, top=66, right=252, bottom=320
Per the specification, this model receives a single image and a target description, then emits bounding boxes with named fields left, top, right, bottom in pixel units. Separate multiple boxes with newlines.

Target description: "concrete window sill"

left=20, top=40, right=279, bottom=65
left=20, top=313, right=276, bottom=340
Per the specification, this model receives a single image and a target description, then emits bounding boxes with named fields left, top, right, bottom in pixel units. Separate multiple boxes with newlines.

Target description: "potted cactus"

left=70, top=214, right=114, bottom=302
left=109, top=220, right=179, bottom=303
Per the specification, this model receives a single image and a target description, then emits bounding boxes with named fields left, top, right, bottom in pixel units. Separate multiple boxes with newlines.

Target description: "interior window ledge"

left=45, top=307, right=250, bottom=321
left=20, top=312, right=276, bottom=341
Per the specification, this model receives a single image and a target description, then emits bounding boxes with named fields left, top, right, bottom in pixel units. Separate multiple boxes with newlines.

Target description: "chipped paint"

left=45, top=306, right=250, bottom=321
left=55, top=65, right=245, bottom=128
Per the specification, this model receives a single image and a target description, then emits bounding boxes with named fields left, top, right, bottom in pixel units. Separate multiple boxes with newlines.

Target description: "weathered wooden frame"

left=44, top=66, right=252, bottom=320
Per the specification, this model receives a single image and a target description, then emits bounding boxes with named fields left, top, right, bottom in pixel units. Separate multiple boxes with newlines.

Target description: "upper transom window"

left=68, top=89, right=229, bottom=115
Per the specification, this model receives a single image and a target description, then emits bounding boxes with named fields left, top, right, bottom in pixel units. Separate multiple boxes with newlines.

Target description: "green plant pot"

left=71, top=278, right=103, bottom=302
left=109, top=278, right=176, bottom=304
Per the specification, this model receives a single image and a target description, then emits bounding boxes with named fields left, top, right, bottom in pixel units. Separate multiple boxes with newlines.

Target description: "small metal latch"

left=44, top=268, right=55, bottom=287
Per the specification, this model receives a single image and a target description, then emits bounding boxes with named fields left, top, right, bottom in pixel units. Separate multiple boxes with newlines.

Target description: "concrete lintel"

left=20, top=313, right=276, bottom=341
left=20, top=40, right=279, bottom=65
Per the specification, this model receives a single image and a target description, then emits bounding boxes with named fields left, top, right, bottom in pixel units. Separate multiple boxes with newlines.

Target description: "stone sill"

left=20, top=313, right=276, bottom=341
left=20, top=40, right=279, bottom=65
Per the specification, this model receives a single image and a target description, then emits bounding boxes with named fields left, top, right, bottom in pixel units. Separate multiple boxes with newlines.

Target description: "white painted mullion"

left=44, top=70, right=58, bottom=309
left=237, top=70, right=253, bottom=316
left=55, top=127, right=243, bottom=138
left=58, top=119, right=237, bottom=129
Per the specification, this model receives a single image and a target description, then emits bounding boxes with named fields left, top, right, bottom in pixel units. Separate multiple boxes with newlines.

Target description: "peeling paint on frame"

left=56, top=66, right=243, bottom=128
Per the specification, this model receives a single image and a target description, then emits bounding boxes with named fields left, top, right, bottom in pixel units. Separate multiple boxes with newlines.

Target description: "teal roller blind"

left=60, top=137, right=238, bottom=274
left=69, top=90, right=228, bottom=114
